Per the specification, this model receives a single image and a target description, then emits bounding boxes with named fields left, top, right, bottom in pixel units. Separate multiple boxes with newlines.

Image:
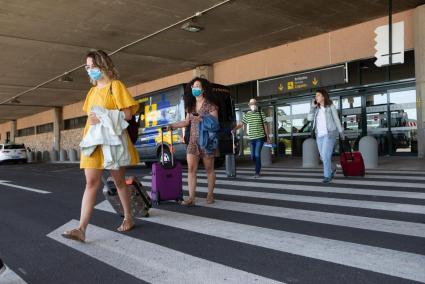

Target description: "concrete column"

left=53, top=107, right=63, bottom=151
left=414, top=5, right=425, bottom=158
left=193, top=65, right=214, bottom=82
left=9, top=120, right=17, bottom=143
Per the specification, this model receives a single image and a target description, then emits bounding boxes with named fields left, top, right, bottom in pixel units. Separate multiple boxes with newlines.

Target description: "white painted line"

left=140, top=179, right=425, bottom=214
left=233, top=167, right=425, bottom=175
left=0, top=266, right=28, bottom=283
left=47, top=219, right=282, bottom=284
left=96, top=201, right=425, bottom=283
left=192, top=197, right=425, bottom=238
left=180, top=173, right=425, bottom=199
left=210, top=173, right=425, bottom=189
left=0, top=181, right=51, bottom=194
left=214, top=169, right=425, bottom=181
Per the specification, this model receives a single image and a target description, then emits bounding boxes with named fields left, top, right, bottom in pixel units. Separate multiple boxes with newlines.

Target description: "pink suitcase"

left=151, top=127, right=183, bottom=205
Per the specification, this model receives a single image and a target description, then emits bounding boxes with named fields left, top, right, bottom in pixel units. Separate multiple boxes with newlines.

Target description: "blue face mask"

left=87, top=68, right=102, bottom=81
left=192, top=87, right=202, bottom=97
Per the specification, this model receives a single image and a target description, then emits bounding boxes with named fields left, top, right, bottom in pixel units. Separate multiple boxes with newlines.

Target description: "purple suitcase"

left=151, top=127, right=183, bottom=205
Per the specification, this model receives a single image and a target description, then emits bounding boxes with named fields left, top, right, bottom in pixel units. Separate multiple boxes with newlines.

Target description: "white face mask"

left=250, top=105, right=257, bottom=111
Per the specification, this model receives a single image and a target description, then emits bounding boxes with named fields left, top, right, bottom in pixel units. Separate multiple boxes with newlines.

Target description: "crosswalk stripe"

left=214, top=169, right=425, bottom=181
left=95, top=201, right=425, bottom=283
left=0, top=266, right=27, bottom=283
left=182, top=197, right=425, bottom=238
left=212, top=173, right=425, bottom=189
left=180, top=172, right=425, bottom=199
left=140, top=179, right=425, bottom=214
left=232, top=167, right=425, bottom=175
left=47, top=219, right=282, bottom=284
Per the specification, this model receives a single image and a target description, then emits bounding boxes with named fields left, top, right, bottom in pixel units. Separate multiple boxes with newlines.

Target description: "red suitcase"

left=340, top=141, right=365, bottom=177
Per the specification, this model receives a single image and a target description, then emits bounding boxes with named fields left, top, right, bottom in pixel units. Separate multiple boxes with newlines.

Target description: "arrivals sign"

left=258, top=64, right=348, bottom=97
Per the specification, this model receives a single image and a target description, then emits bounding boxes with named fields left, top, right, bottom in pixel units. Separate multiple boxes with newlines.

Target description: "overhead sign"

left=258, top=64, right=347, bottom=97
left=374, top=21, right=405, bottom=67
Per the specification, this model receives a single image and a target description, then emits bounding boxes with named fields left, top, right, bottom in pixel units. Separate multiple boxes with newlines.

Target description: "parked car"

left=0, top=143, right=28, bottom=163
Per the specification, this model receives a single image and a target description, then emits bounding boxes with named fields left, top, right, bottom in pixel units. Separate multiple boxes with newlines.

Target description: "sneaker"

left=322, top=177, right=331, bottom=184
left=253, top=174, right=260, bottom=178
left=0, top=258, right=5, bottom=275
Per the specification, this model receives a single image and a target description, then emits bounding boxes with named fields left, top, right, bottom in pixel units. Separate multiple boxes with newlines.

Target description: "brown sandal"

left=206, top=194, right=215, bottom=204
left=181, top=198, right=196, bottom=207
left=117, top=218, right=135, bottom=232
left=61, top=228, right=86, bottom=243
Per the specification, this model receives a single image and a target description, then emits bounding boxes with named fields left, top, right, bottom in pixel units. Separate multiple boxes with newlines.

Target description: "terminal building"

left=1, top=1, right=424, bottom=160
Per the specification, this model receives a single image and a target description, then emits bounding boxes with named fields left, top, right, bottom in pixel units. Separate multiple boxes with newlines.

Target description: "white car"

left=0, top=144, right=28, bottom=163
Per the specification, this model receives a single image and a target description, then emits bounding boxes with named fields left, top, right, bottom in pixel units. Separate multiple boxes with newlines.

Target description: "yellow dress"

left=80, top=80, right=140, bottom=169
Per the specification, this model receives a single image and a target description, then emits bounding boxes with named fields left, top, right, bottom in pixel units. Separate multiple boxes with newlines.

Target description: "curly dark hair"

left=183, top=77, right=217, bottom=113
left=316, top=88, right=333, bottom=107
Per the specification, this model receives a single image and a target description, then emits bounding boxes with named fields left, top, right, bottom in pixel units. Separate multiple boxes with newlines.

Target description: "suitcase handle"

left=160, top=126, right=174, bottom=167
left=341, top=139, right=354, bottom=160
left=231, top=131, right=235, bottom=155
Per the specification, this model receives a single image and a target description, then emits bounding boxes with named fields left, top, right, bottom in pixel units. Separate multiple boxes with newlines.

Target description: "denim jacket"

left=307, top=104, right=344, bottom=138
left=198, top=114, right=220, bottom=155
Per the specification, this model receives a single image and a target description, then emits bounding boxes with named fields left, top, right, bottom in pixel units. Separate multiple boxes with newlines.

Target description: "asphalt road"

left=0, top=162, right=424, bottom=284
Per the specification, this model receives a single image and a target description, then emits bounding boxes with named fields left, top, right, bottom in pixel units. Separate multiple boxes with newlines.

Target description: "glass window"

left=341, top=96, right=362, bottom=150
left=389, top=89, right=417, bottom=153
left=366, top=93, right=389, bottom=155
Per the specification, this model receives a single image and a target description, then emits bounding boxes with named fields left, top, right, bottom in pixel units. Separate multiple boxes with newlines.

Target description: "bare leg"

left=110, top=167, right=134, bottom=231
left=202, top=156, right=216, bottom=204
left=79, top=169, right=103, bottom=231
left=62, top=169, right=102, bottom=242
left=184, top=154, right=199, bottom=205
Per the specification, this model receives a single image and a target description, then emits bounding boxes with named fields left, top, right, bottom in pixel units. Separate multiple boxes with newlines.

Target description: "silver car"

left=0, top=144, right=28, bottom=163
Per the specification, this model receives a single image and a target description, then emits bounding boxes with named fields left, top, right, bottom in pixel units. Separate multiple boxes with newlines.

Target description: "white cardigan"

left=80, top=106, right=131, bottom=169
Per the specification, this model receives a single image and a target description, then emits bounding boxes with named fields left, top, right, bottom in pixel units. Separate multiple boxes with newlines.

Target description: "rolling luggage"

left=225, top=132, right=237, bottom=178
left=340, top=140, right=365, bottom=177
left=151, top=127, right=183, bottom=205
left=102, top=176, right=151, bottom=217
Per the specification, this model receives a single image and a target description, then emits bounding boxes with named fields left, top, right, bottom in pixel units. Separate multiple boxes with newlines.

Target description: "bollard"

left=50, top=150, right=58, bottom=162
left=27, top=151, right=34, bottom=163
left=60, top=149, right=68, bottom=162
left=359, top=136, right=378, bottom=169
left=42, top=151, right=50, bottom=162
left=35, top=151, right=42, bottom=162
left=68, top=149, right=78, bottom=162
left=302, top=138, right=319, bottom=168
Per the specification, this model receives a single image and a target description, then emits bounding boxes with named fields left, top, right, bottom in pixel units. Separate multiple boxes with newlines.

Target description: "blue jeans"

left=250, top=138, right=265, bottom=174
left=316, top=134, right=336, bottom=178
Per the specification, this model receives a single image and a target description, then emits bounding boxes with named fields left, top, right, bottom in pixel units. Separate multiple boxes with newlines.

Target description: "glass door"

left=291, top=100, right=312, bottom=156
left=341, top=95, right=362, bottom=150
left=365, top=93, right=389, bottom=155
left=276, top=104, right=291, bottom=156
left=388, top=89, right=418, bottom=154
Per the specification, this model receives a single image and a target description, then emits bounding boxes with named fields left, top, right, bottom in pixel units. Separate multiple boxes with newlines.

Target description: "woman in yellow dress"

left=62, top=50, right=139, bottom=242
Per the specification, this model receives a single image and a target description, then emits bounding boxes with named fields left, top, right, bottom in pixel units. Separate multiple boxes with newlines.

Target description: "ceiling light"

left=59, top=73, right=74, bottom=83
left=181, top=22, right=203, bottom=33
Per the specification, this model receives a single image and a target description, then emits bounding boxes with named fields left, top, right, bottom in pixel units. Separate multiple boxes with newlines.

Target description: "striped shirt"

left=242, top=111, right=266, bottom=140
